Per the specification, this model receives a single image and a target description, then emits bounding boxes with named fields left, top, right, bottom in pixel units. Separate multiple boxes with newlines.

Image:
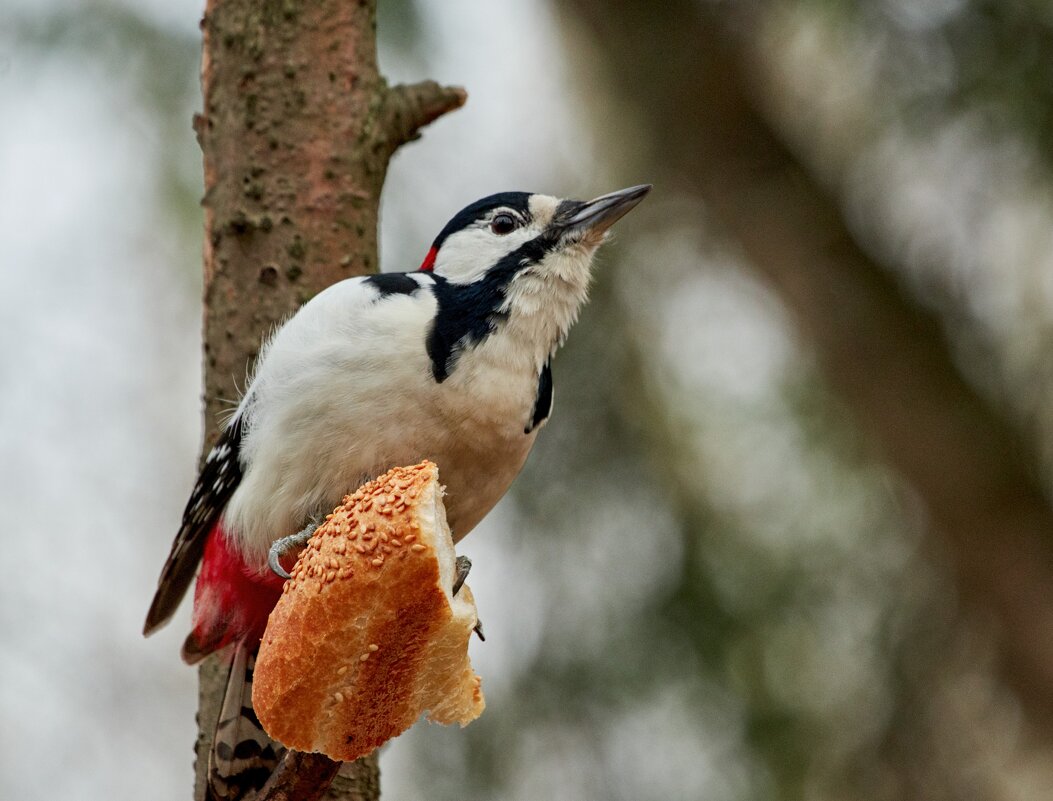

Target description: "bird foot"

left=267, top=522, right=318, bottom=579
left=453, top=555, right=472, bottom=595
left=452, top=555, right=485, bottom=640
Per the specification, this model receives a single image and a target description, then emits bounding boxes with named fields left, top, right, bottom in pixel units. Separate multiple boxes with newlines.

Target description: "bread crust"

left=252, top=461, right=484, bottom=761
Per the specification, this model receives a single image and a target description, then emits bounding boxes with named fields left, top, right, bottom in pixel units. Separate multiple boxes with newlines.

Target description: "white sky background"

left=0, top=2, right=601, bottom=799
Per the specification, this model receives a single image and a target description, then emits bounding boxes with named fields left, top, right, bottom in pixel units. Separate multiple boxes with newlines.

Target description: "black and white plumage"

left=144, top=414, right=244, bottom=642
left=143, top=184, right=649, bottom=797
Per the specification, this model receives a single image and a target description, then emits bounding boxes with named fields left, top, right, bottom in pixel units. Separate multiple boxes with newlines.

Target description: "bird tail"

left=206, top=641, right=285, bottom=801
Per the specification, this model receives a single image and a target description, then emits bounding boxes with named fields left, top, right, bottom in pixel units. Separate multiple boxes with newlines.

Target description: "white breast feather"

left=224, top=234, right=595, bottom=568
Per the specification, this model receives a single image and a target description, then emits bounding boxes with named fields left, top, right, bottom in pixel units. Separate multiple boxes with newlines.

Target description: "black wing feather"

left=143, top=414, right=245, bottom=635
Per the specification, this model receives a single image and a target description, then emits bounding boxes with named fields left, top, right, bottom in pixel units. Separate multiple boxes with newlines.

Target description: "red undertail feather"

left=183, top=523, right=285, bottom=664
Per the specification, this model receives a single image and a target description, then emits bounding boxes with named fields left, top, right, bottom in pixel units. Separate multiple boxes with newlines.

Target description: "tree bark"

left=257, top=752, right=343, bottom=801
left=192, top=1, right=463, bottom=798
left=564, top=0, right=1053, bottom=732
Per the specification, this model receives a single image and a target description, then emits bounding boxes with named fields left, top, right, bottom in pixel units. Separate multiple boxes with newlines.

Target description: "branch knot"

left=380, top=81, right=467, bottom=153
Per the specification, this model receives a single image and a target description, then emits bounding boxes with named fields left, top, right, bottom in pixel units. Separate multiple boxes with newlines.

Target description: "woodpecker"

left=145, top=184, right=649, bottom=797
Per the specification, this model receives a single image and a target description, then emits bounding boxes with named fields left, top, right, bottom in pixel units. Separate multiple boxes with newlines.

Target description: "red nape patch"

left=187, top=524, right=286, bottom=659
left=419, top=245, right=438, bottom=272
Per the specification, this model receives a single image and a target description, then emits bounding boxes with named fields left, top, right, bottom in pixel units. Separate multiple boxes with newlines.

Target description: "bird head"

left=419, top=184, right=652, bottom=283
left=417, top=185, right=650, bottom=381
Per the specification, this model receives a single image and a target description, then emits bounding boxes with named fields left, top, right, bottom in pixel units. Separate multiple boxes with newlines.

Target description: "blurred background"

left=5, top=0, right=1053, bottom=799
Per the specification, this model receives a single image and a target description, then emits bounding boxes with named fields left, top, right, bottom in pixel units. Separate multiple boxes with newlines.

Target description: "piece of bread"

left=252, top=461, right=484, bottom=762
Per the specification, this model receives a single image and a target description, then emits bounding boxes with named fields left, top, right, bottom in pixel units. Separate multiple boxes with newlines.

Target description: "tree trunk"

left=191, top=1, right=463, bottom=798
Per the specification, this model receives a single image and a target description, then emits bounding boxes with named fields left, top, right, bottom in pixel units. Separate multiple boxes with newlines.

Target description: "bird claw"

left=452, top=556, right=485, bottom=640
left=452, top=555, right=471, bottom=596
left=271, top=534, right=485, bottom=632
left=267, top=522, right=318, bottom=579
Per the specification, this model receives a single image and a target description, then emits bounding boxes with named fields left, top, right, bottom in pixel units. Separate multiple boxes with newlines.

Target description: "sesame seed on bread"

left=252, top=461, right=484, bottom=761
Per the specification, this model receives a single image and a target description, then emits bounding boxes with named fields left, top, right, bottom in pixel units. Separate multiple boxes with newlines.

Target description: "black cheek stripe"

left=423, top=235, right=551, bottom=383
left=525, top=359, right=553, bottom=434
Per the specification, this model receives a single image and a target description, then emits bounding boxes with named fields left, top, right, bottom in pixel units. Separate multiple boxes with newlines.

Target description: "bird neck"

left=495, top=263, right=591, bottom=372
left=425, top=248, right=593, bottom=382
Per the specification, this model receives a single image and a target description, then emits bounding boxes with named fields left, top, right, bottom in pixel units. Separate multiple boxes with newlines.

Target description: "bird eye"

left=490, top=213, right=517, bottom=235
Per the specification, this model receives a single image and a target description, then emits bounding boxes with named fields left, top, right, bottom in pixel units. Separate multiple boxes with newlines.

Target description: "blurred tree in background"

left=6, top=1, right=1053, bottom=800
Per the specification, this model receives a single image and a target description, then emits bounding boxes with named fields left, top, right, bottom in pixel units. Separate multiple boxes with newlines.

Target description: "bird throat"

left=423, top=238, right=590, bottom=384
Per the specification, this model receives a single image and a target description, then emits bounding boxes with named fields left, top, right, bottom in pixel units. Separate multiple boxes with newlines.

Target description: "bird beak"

left=558, top=184, right=652, bottom=240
